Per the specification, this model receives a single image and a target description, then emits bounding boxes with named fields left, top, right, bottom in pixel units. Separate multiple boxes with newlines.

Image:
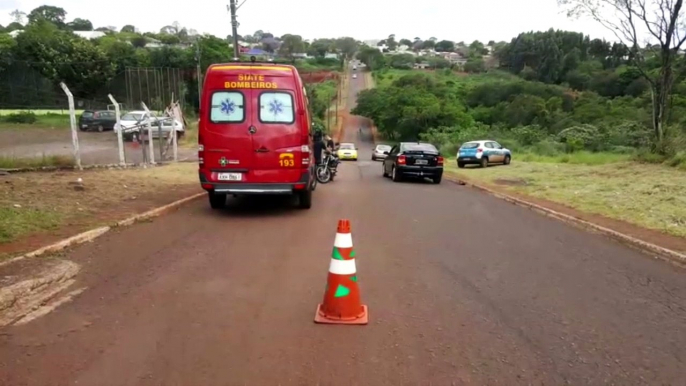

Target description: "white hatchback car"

left=371, top=144, right=391, bottom=161
left=456, top=140, right=512, bottom=168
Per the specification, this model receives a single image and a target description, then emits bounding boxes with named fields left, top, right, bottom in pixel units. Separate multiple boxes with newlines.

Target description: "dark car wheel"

left=504, top=155, right=511, bottom=165
left=97, top=125, right=104, bottom=132
left=458, top=161, right=465, bottom=168
left=392, top=166, right=402, bottom=182
left=297, top=189, right=312, bottom=209
left=480, top=157, right=488, bottom=168
left=433, top=175, right=442, bottom=184
left=208, top=192, right=226, bottom=209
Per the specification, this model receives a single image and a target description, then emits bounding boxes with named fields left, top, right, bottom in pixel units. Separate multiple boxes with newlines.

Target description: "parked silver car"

left=372, top=144, right=392, bottom=161
left=114, top=110, right=184, bottom=142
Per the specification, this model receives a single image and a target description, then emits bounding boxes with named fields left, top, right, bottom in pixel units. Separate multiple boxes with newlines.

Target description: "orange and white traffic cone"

left=314, top=219, right=368, bottom=325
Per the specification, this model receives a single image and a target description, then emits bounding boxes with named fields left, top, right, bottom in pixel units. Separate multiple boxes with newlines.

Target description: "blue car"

left=457, top=140, right=511, bottom=168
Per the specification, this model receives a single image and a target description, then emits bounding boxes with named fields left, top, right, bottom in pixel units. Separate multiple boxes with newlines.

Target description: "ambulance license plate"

left=217, top=173, right=242, bottom=181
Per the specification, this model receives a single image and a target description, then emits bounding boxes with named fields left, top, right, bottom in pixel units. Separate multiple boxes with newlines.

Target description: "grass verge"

left=0, top=163, right=201, bottom=255
left=180, top=121, right=198, bottom=149
left=0, top=113, right=71, bottom=130
left=0, top=154, right=75, bottom=169
left=444, top=160, right=686, bottom=238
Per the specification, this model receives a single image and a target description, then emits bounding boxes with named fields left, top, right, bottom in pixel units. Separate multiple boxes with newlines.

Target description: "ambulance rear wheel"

left=297, top=189, right=312, bottom=209
left=208, top=192, right=226, bottom=209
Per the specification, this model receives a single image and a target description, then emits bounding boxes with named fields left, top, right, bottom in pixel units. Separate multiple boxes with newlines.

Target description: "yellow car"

left=336, top=143, right=358, bottom=160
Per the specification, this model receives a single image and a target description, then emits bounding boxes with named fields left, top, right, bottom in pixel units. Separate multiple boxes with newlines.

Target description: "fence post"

left=171, top=93, right=180, bottom=162
left=140, top=102, right=156, bottom=165
left=60, top=82, right=82, bottom=170
left=170, top=99, right=179, bottom=162
left=107, top=94, right=126, bottom=167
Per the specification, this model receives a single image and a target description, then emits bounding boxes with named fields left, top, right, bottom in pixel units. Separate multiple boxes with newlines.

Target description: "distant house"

left=8, top=29, right=105, bottom=40
left=73, top=31, right=106, bottom=40
left=442, top=52, right=468, bottom=65
left=414, top=62, right=430, bottom=69
left=324, top=52, right=339, bottom=59
left=145, top=38, right=163, bottom=48
left=247, top=48, right=269, bottom=56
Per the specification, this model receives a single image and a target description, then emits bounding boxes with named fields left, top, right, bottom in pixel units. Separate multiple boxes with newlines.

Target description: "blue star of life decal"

left=220, top=99, right=236, bottom=115
left=268, top=99, right=284, bottom=115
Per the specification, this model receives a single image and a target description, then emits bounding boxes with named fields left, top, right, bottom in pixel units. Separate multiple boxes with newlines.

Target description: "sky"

left=0, top=0, right=619, bottom=43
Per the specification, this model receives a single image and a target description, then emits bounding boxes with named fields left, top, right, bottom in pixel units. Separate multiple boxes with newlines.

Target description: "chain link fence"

left=0, top=63, right=197, bottom=169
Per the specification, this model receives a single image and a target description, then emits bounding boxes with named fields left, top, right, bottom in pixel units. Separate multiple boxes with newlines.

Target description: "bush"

left=530, top=139, right=565, bottom=156
left=3, top=111, right=37, bottom=124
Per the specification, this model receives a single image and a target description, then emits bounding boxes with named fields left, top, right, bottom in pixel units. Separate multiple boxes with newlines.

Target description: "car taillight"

left=437, top=156, right=444, bottom=166
left=477, top=148, right=483, bottom=153
left=301, top=144, right=310, bottom=165
left=198, top=134, right=204, bottom=165
left=398, top=155, right=406, bottom=165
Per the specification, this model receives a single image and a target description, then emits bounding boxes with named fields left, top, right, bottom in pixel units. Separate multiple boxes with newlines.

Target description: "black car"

left=381, top=142, right=444, bottom=184
left=78, top=110, right=117, bottom=132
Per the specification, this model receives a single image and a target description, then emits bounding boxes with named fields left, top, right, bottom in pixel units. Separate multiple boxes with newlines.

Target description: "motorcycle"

left=316, top=149, right=340, bottom=184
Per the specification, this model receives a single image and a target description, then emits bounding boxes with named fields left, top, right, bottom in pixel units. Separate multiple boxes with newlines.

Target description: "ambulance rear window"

left=259, top=92, right=294, bottom=124
left=210, top=91, right=245, bottom=123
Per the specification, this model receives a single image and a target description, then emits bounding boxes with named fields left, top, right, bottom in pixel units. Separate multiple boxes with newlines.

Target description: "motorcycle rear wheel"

left=316, top=165, right=332, bottom=183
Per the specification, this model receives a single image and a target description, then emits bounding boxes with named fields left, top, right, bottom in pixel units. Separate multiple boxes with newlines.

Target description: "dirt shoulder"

left=445, top=162, right=686, bottom=254
left=1, top=163, right=201, bottom=259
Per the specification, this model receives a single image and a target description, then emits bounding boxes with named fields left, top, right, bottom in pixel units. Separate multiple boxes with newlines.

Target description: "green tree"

left=121, top=25, right=136, bottom=33
left=335, top=37, right=358, bottom=59
left=559, top=0, right=686, bottom=149
left=308, top=39, right=334, bottom=57
left=9, top=10, right=27, bottom=24
left=131, top=35, right=147, bottom=48
left=67, top=18, right=93, bottom=31
left=421, top=40, right=435, bottom=49
left=198, top=35, right=233, bottom=70
left=387, top=34, right=398, bottom=51
left=388, top=53, right=415, bottom=69
left=357, top=46, right=385, bottom=70
left=399, top=38, right=413, bottom=47
left=0, top=33, right=16, bottom=65
left=159, top=34, right=181, bottom=44
left=13, top=20, right=116, bottom=96
left=435, top=40, right=455, bottom=52
left=27, top=5, right=67, bottom=26
left=464, top=58, right=485, bottom=73
left=279, top=34, right=305, bottom=58
left=96, top=36, right=138, bottom=72
left=5, top=22, right=23, bottom=32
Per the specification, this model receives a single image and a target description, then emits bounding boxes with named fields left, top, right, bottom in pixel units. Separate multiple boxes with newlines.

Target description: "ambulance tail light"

left=198, top=134, right=204, bottom=165
left=301, top=144, right=310, bottom=166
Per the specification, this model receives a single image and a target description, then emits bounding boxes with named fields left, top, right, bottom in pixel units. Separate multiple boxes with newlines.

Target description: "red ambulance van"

left=198, top=62, right=316, bottom=209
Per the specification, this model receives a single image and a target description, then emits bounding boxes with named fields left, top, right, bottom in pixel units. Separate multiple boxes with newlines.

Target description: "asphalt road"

left=1, top=68, right=685, bottom=385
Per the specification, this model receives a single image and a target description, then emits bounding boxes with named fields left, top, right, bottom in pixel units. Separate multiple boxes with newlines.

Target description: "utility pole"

left=195, top=40, right=202, bottom=109
left=228, top=0, right=241, bottom=60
